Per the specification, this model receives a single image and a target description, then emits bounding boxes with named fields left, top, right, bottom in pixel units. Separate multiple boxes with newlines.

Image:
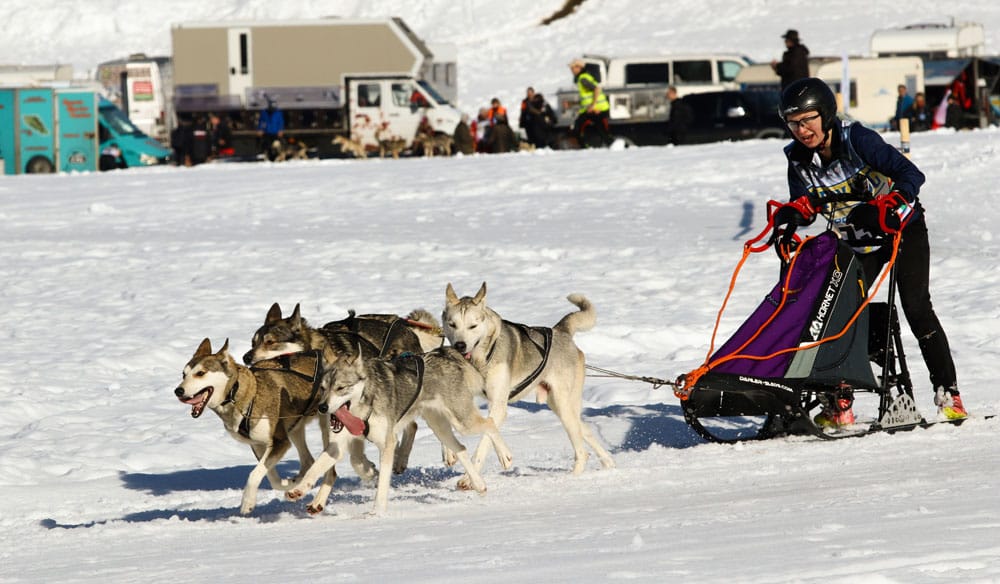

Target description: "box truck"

left=0, top=87, right=172, bottom=174
left=170, top=17, right=462, bottom=158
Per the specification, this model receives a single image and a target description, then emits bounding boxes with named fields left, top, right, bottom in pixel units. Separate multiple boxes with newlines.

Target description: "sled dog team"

left=174, top=282, right=615, bottom=516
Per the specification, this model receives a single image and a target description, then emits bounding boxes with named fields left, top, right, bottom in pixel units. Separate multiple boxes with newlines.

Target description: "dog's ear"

left=473, top=282, right=487, bottom=305
left=217, top=338, right=230, bottom=356
left=266, top=303, right=283, bottom=324
left=290, top=303, right=303, bottom=329
left=445, top=282, right=460, bottom=305
left=194, top=338, right=212, bottom=359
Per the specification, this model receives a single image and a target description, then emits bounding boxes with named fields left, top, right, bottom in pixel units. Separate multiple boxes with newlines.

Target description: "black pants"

left=573, top=110, right=612, bottom=146
left=858, top=216, right=957, bottom=392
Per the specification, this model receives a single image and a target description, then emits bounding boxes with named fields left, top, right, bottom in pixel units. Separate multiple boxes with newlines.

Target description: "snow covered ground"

left=2, top=1, right=1000, bottom=583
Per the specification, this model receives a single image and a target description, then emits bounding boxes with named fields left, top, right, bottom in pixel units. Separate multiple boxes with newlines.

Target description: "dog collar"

left=221, top=379, right=240, bottom=406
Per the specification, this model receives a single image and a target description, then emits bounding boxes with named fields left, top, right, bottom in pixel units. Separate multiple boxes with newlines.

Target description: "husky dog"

left=442, top=282, right=615, bottom=482
left=332, top=135, right=367, bottom=159
left=175, top=338, right=373, bottom=515
left=414, top=133, right=454, bottom=157
left=243, top=303, right=441, bottom=477
left=287, top=347, right=514, bottom=515
left=375, top=127, right=408, bottom=159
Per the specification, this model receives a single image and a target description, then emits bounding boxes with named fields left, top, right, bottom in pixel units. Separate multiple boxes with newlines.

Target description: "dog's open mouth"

left=180, top=388, right=213, bottom=418
left=331, top=402, right=366, bottom=436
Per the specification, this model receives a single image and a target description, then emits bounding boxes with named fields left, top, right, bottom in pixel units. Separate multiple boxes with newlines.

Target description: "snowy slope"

left=2, top=2, right=1000, bottom=583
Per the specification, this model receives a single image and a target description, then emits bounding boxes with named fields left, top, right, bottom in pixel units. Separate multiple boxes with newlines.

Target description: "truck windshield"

left=99, top=105, right=143, bottom=136
left=417, top=80, right=450, bottom=105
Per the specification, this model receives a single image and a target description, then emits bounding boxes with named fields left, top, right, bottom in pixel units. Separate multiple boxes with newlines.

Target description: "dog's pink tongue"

left=334, top=405, right=366, bottom=436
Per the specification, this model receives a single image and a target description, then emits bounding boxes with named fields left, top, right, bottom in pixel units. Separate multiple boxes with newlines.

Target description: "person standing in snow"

left=768, top=77, right=966, bottom=426
left=569, top=58, right=613, bottom=147
left=771, top=29, right=810, bottom=91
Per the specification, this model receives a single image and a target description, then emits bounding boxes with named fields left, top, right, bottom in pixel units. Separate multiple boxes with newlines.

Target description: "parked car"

left=680, top=89, right=786, bottom=144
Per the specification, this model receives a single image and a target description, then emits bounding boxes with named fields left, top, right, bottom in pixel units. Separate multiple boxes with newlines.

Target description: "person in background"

left=891, top=85, right=914, bottom=131
left=944, top=93, right=964, bottom=130
left=771, top=29, right=810, bottom=90
left=486, top=113, right=516, bottom=153
left=906, top=92, right=932, bottom=132
left=453, top=113, right=475, bottom=155
left=568, top=58, right=612, bottom=147
left=519, top=87, right=538, bottom=145
left=210, top=113, right=234, bottom=158
left=257, top=100, right=285, bottom=161
left=664, top=85, right=694, bottom=145
left=526, top=92, right=557, bottom=148
left=170, top=115, right=193, bottom=166
left=487, top=97, right=507, bottom=126
left=769, top=77, right=966, bottom=427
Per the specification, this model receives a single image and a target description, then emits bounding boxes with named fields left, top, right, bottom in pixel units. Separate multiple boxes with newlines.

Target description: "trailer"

left=170, top=17, right=462, bottom=158
left=737, top=56, right=925, bottom=130
left=871, top=21, right=985, bottom=60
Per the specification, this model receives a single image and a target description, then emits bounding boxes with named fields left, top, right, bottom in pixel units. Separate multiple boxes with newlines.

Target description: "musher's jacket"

left=575, top=71, right=610, bottom=114
left=784, top=120, right=925, bottom=252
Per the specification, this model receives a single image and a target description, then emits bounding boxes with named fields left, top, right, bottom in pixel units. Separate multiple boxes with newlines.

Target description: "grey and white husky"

left=442, top=282, right=615, bottom=483
left=287, top=347, right=514, bottom=515
left=175, top=338, right=374, bottom=515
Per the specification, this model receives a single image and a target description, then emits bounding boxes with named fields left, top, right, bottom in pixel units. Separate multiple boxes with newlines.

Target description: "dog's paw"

left=286, top=488, right=305, bottom=501
left=306, top=503, right=324, bottom=515
left=498, top=452, right=513, bottom=470
left=239, top=501, right=255, bottom=515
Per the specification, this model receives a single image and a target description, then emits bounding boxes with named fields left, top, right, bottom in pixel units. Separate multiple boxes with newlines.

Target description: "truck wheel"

left=26, top=156, right=55, bottom=174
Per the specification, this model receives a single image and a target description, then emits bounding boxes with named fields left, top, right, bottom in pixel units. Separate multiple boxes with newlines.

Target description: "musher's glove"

left=768, top=196, right=819, bottom=259
left=870, top=191, right=911, bottom=233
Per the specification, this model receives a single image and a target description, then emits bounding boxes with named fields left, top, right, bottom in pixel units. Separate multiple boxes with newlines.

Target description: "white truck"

left=95, top=54, right=174, bottom=144
left=553, top=53, right=752, bottom=146
left=170, top=17, right=462, bottom=158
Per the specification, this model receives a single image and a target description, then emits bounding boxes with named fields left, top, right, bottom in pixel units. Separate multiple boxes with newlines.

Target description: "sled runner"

left=675, top=201, right=937, bottom=443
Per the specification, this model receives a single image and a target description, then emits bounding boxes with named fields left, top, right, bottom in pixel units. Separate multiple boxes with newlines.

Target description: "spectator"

left=257, top=100, right=285, bottom=161
left=944, top=93, right=964, bottom=130
left=190, top=115, right=211, bottom=165
left=488, top=97, right=507, bottom=126
left=891, top=85, right=914, bottom=131
left=906, top=92, right=932, bottom=132
left=664, top=85, right=694, bottom=145
left=524, top=92, right=557, bottom=148
left=170, top=116, right=193, bottom=166
left=475, top=107, right=492, bottom=152
left=486, top=113, right=516, bottom=153
left=569, top=58, right=613, bottom=147
left=453, top=113, right=475, bottom=155
left=771, top=29, right=810, bottom=90
left=210, top=113, right=234, bottom=158
left=99, top=142, right=126, bottom=171
left=519, top=87, right=537, bottom=144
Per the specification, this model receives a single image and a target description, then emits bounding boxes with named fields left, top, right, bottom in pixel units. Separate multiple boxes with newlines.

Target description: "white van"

left=556, top=53, right=752, bottom=128
left=95, top=54, right=173, bottom=143
left=870, top=21, right=984, bottom=60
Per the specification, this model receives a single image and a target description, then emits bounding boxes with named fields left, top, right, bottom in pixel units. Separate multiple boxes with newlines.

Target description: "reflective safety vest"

left=576, top=72, right=610, bottom=113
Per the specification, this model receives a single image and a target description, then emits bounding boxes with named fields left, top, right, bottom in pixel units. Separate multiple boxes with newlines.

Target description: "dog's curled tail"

left=406, top=308, right=445, bottom=351
left=555, top=294, right=596, bottom=335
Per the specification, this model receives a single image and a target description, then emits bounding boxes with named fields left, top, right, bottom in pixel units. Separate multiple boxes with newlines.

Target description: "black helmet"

left=779, top=77, right=838, bottom=131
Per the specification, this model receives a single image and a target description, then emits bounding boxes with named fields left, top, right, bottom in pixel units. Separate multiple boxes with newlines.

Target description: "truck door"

left=348, top=79, right=387, bottom=148
left=385, top=81, right=426, bottom=142
left=228, top=28, right=252, bottom=106
left=17, top=88, right=57, bottom=173
left=56, top=90, right=98, bottom=172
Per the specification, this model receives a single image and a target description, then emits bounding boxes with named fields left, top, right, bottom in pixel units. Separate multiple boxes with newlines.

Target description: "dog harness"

left=236, top=350, right=324, bottom=439
left=484, top=321, right=553, bottom=401
left=338, top=354, right=425, bottom=438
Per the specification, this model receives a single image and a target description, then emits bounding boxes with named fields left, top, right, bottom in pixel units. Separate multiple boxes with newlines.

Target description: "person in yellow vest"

left=569, top=59, right=613, bottom=147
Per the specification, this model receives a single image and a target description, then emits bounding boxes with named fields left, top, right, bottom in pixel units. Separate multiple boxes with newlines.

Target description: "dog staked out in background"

left=374, top=127, right=407, bottom=159
left=332, top=135, right=368, bottom=159
left=442, top=282, right=615, bottom=485
left=174, top=338, right=341, bottom=515
left=271, top=138, right=309, bottom=162
left=414, top=133, right=454, bottom=157
left=287, top=346, right=514, bottom=515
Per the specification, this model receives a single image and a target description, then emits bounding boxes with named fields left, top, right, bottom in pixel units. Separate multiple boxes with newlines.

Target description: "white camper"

left=870, top=22, right=985, bottom=60
left=736, top=56, right=925, bottom=129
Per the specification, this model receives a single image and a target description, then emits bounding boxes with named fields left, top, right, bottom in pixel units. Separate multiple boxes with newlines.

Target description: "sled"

left=675, top=205, right=924, bottom=443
